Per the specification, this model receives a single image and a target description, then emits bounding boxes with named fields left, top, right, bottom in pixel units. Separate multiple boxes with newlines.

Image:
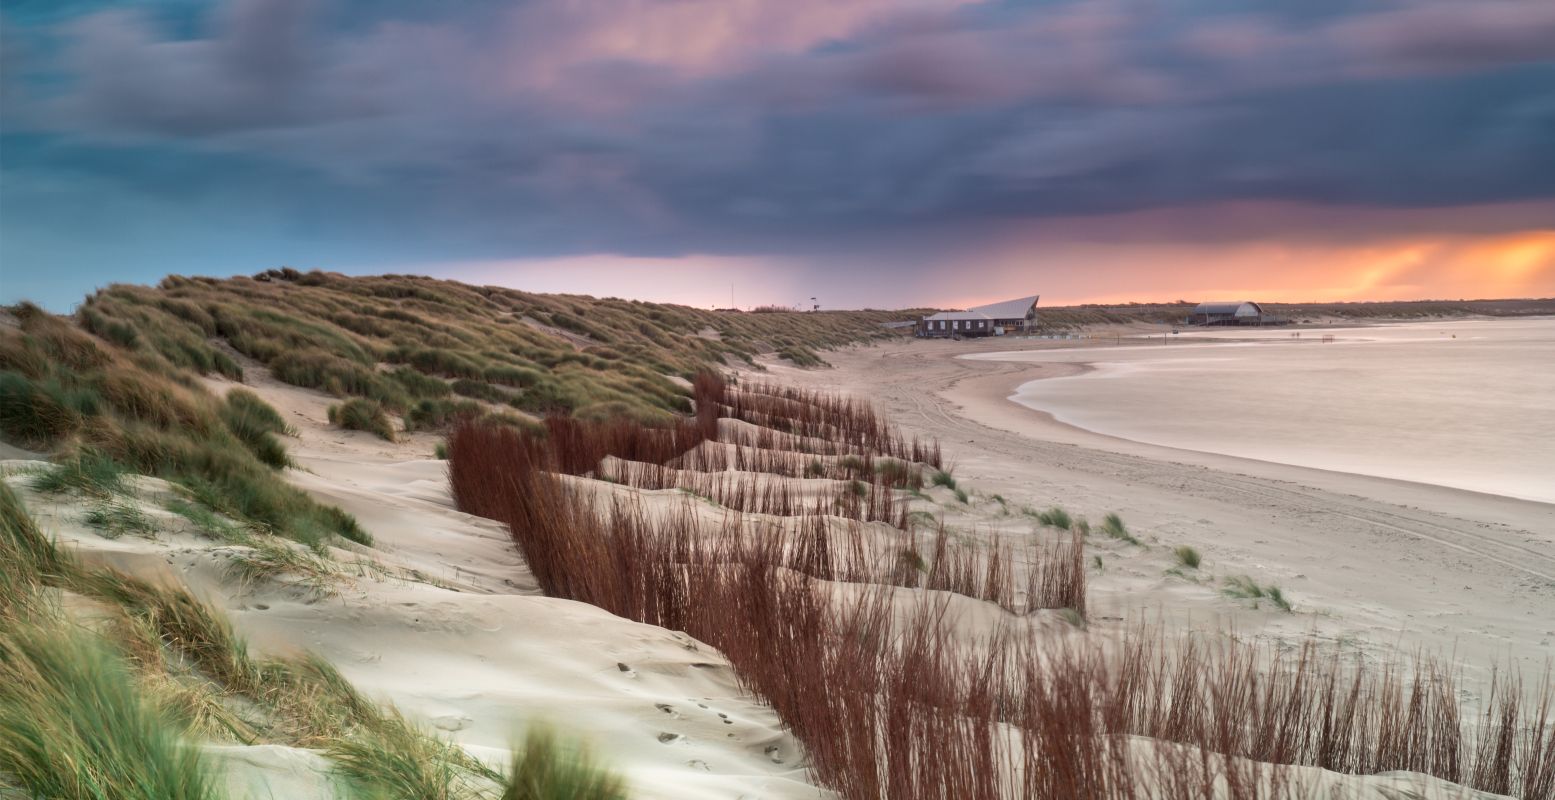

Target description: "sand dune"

left=7, top=329, right=1545, bottom=797
left=6, top=353, right=824, bottom=798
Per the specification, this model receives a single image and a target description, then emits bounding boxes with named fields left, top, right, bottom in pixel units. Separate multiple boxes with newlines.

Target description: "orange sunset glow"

left=439, top=213, right=1555, bottom=311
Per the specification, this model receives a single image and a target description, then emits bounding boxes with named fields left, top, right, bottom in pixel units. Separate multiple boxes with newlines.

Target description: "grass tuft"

left=328, top=713, right=474, bottom=800
left=30, top=449, right=130, bottom=498
left=225, top=538, right=338, bottom=598
left=1035, top=506, right=1072, bottom=530
left=221, top=388, right=293, bottom=468
left=0, top=622, right=218, bottom=800
left=328, top=398, right=397, bottom=442
left=165, top=497, right=245, bottom=541
left=502, top=725, right=628, bottom=800
left=1222, top=575, right=1293, bottom=612
left=0, top=484, right=64, bottom=614
left=84, top=501, right=158, bottom=539
left=1101, top=512, right=1139, bottom=545
left=223, top=388, right=292, bottom=434
left=405, top=398, right=485, bottom=433
left=1173, top=546, right=1201, bottom=569
left=0, top=370, right=92, bottom=447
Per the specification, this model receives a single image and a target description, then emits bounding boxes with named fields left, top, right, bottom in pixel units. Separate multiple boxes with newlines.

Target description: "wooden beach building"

left=918, top=294, right=1040, bottom=338
left=919, top=310, right=994, bottom=338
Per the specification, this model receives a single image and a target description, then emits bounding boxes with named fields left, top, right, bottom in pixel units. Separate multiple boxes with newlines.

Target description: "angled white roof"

left=924, top=310, right=993, bottom=321
left=968, top=295, right=1040, bottom=319
left=1193, top=301, right=1263, bottom=316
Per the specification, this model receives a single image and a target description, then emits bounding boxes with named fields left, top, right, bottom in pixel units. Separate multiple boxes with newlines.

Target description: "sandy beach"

left=10, top=2, right=1555, bottom=794
left=7, top=313, right=1550, bottom=798
left=760, top=322, right=1555, bottom=681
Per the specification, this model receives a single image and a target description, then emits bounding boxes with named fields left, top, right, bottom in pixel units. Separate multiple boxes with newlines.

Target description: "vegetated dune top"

left=73, top=269, right=925, bottom=423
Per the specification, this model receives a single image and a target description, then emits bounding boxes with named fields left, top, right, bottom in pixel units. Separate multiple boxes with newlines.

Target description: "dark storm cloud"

left=2, top=0, right=1553, bottom=306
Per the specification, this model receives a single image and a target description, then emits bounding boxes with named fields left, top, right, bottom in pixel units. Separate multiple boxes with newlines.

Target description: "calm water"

left=977, top=319, right=1555, bottom=504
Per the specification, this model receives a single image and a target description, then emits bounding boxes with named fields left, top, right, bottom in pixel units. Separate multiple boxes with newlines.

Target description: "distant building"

left=918, top=294, right=1040, bottom=338
left=1189, top=301, right=1266, bottom=326
left=919, top=310, right=994, bottom=338
left=968, top=295, right=1040, bottom=333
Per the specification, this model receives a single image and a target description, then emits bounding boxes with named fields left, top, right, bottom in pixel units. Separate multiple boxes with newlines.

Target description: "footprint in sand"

left=657, top=732, right=681, bottom=744
left=616, top=662, right=638, bottom=678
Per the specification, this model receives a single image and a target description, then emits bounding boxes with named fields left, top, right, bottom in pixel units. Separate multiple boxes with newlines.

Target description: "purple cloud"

left=1, top=0, right=1551, bottom=310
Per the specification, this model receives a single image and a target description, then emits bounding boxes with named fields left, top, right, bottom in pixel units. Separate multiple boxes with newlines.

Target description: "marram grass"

left=0, top=622, right=218, bottom=800
left=502, top=726, right=628, bottom=800
left=1, top=306, right=367, bottom=547
left=328, top=398, right=397, bottom=442
left=328, top=712, right=474, bottom=800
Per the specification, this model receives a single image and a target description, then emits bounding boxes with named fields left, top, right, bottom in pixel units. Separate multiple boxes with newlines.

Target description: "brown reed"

left=447, top=411, right=1553, bottom=800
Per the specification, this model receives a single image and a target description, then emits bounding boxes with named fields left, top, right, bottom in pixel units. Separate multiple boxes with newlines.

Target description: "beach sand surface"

left=6, top=323, right=1546, bottom=798
left=761, top=323, right=1555, bottom=683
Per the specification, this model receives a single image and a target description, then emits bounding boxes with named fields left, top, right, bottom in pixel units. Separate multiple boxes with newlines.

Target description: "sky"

left=1, top=0, right=1553, bottom=311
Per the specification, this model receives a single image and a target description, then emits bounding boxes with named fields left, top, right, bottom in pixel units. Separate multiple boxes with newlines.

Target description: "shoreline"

left=957, top=315, right=1555, bottom=504
left=946, top=345, right=1553, bottom=530
left=983, top=353, right=1554, bottom=508
left=773, top=334, right=1555, bottom=535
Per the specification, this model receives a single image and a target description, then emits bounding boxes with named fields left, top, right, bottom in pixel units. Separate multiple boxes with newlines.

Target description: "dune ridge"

left=4, top=279, right=1554, bottom=798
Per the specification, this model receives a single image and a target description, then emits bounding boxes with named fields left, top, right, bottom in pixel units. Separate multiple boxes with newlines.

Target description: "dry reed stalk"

left=719, top=380, right=943, bottom=469
left=448, top=410, right=1554, bottom=800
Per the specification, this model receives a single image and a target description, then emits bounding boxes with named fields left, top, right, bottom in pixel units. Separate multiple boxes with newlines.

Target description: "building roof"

left=1193, top=301, right=1264, bottom=315
left=923, top=310, right=993, bottom=322
left=968, top=294, right=1041, bottom=319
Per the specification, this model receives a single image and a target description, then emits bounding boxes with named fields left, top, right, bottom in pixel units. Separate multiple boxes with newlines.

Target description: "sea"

left=976, top=318, right=1555, bottom=504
